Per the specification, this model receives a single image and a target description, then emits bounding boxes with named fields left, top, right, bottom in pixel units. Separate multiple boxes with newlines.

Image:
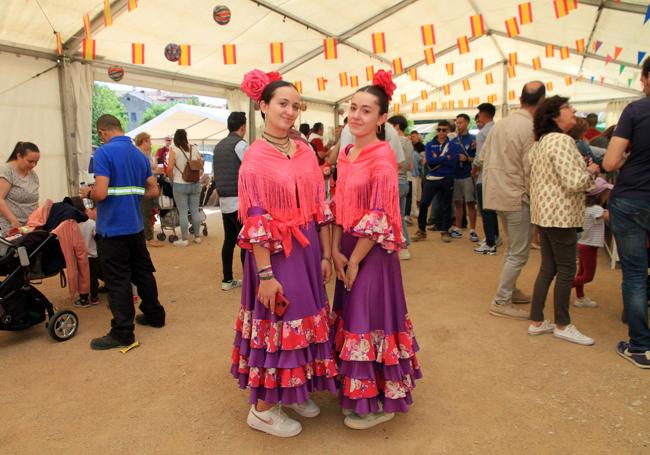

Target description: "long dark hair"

left=8, top=142, right=40, bottom=163
left=173, top=129, right=189, bottom=152
left=260, top=80, right=299, bottom=121
left=355, top=85, right=389, bottom=140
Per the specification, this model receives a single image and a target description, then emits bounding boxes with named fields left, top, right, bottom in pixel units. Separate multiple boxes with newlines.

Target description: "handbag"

left=176, top=146, right=202, bottom=183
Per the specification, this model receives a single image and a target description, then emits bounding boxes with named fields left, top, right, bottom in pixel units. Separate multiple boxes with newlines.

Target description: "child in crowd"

left=71, top=197, right=100, bottom=307
left=572, top=177, right=613, bottom=308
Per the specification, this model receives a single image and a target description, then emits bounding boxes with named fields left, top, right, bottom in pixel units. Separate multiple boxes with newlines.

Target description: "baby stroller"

left=0, top=230, right=79, bottom=342
left=156, top=177, right=208, bottom=243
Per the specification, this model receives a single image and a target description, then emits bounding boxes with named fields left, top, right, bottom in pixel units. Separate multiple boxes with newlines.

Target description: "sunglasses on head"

left=437, top=128, right=448, bottom=132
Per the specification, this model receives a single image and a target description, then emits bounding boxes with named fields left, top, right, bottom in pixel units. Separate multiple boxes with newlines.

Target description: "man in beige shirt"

left=477, top=81, right=545, bottom=320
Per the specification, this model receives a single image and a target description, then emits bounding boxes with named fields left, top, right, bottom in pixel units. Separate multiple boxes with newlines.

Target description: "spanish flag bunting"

left=179, top=44, right=191, bottom=66
left=518, top=2, right=533, bottom=25
left=485, top=72, right=494, bottom=85
left=350, top=75, right=359, bottom=88
left=365, top=65, right=374, bottom=81
left=421, top=24, right=435, bottom=46
left=566, top=0, right=578, bottom=12
left=593, top=40, right=603, bottom=53
left=392, top=58, right=404, bottom=75
left=575, top=38, right=585, bottom=54
left=508, top=89, right=516, bottom=101
left=532, top=56, right=541, bottom=70
left=560, top=46, right=570, bottom=60
left=508, top=52, right=518, bottom=66
left=270, top=42, right=284, bottom=64
left=409, top=67, right=418, bottom=81
left=83, top=14, right=92, bottom=39
left=614, top=46, right=623, bottom=60
left=412, top=102, right=419, bottom=114
left=424, top=47, right=436, bottom=65
left=475, top=58, right=484, bottom=71
left=470, top=14, right=485, bottom=37
left=431, top=101, right=437, bottom=111
left=546, top=44, right=555, bottom=57
left=463, top=79, right=471, bottom=91
left=443, top=84, right=450, bottom=95
left=468, top=98, right=474, bottom=108
left=127, top=0, right=138, bottom=12
left=421, top=90, right=428, bottom=100
left=449, top=100, right=455, bottom=110
left=442, top=101, right=448, bottom=110
left=426, top=104, right=432, bottom=113
left=222, top=44, right=236, bottom=65
left=546, top=81, right=554, bottom=91
left=55, top=32, right=63, bottom=56
left=131, top=42, right=145, bottom=64
left=82, top=38, right=95, bottom=60
left=293, top=81, right=303, bottom=94
left=339, top=72, right=348, bottom=87
left=458, top=100, right=464, bottom=109
left=323, top=38, right=338, bottom=60
left=457, top=36, right=470, bottom=55
left=401, top=94, right=407, bottom=104
left=393, top=104, right=400, bottom=114
left=505, top=17, right=520, bottom=37
left=104, top=0, right=112, bottom=27
left=317, top=77, right=327, bottom=91
left=446, top=63, right=454, bottom=75
left=488, top=94, right=497, bottom=103
left=565, top=76, right=573, bottom=86
left=554, top=0, right=568, bottom=18
left=507, top=65, right=516, bottom=78
left=371, top=32, right=386, bottom=54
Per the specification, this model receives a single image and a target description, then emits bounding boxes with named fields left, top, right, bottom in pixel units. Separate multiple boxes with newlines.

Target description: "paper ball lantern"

left=164, top=43, right=181, bottom=62
left=213, top=5, right=231, bottom=25
left=108, top=66, right=124, bottom=82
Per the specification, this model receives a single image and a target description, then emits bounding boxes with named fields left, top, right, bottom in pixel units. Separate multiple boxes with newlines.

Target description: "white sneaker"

left=573, top=297, right=598, bottom=308
left=528, top=320, right=556, bottom=336
left=344, top=411, right=395, bottom=430
left=246, top=405, right=302, bottom=437
left=193, top=236, right=202, bottom=244
left=399, top=249, right=411, bottom=260
left=474, top=243, right=497, bottom=255
left=221, top=280, right=242, bottom=291
left=553, top=324, right=594, bottom=346
left=173, top=239, right=188, bottom=247
left=284, top=399, right=320, bottom=418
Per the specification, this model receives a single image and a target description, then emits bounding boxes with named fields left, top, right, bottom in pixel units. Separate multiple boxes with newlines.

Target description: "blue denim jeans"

left=399, top=179, right=410, bottom=245
left=173, top=182, right=202, bottom=240
left=609, top=197, right=650, bottom=350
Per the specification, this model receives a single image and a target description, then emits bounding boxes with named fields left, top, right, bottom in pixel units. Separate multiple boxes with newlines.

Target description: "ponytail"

left=8, top=142, right=39, bottom=163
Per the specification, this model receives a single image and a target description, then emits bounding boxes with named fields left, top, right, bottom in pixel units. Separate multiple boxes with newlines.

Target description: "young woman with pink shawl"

left=230, top=70, right=337, bottom=438
left=331, top=71, right=422, bottom=430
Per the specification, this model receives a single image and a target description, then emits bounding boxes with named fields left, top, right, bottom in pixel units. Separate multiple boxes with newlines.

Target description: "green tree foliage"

left=141, top=96, right=203, bottom=124
left=92, top=84, right=128, bottom=146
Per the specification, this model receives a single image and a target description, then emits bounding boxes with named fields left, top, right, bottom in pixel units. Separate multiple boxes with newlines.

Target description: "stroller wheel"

left=47, top=310, right=79, bottom=342
left=202, top=227, right=208, bottom=236
left=156, top=233, right=166, bottom=241
left=169, top=235, right=178, bottom=243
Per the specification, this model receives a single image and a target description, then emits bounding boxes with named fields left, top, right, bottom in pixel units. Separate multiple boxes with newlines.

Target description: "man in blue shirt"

left=448, top=113, right=477, bottom=241
left=604, top=56, right=650, bottom=369
left=81, top=114, right=165, bottom=350
left=412, top=120, right=459, bottom=243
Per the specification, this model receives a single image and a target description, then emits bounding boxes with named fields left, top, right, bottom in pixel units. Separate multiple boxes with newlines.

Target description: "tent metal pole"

left=56, top=58, right=80, bottom=195
left=502, top=61, right=509, bottom=117
left=580, top=2, right=605, bottom=74
left=580, top=0, right=648, bottom=15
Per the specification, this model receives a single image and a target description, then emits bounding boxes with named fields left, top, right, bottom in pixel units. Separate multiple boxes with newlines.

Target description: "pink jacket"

left=27, top=200, right=90, bottom=298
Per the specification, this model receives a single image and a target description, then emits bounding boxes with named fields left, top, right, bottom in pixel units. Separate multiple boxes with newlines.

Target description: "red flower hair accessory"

left=372, top=69, right=396, bottom=101
left=241, top=69, right=283, bottom=102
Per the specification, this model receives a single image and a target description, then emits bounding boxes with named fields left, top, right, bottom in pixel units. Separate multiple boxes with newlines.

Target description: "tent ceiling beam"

left=580, top=0, right=648, bottom=15
left=0, top=41, right=58, bottom=62
left=518, top=62, right=642, bottom=95
left=490, top=30, right=640, bottom=69
left=580, top=2, right=605, bottom=74
left=63, top=0, right=129, bottom=55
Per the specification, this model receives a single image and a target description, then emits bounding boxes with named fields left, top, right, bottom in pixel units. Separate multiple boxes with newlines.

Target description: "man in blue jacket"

left=412, top=120, right=460, bottom=243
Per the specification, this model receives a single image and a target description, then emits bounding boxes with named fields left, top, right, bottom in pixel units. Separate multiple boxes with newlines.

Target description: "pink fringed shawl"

left=334, top=141, right=402, bottom=238
left=238, top=139, right=325, bottom=229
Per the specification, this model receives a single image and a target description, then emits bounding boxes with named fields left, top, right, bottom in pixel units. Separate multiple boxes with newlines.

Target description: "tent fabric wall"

left=65, top=61, right=93, bottom=188
left=0, top=52, right=67, bottom=202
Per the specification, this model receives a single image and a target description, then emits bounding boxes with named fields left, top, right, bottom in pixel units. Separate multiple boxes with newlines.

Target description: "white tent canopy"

left=0, top=0, right=647, bottom=197
left=126, top=103, right=231, bottom=143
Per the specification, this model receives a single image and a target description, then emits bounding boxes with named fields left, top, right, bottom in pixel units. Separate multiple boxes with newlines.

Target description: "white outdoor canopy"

left=0, top=0, right=648, bottom=200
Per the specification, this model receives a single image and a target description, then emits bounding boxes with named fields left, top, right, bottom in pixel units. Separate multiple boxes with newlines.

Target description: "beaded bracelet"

left=321, top=256, right=331, bottom=261
left=259, top=272, right=275, bottom=281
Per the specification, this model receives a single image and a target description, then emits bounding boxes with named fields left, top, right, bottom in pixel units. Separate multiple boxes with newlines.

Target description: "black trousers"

left=98, top=232, right=165, bottom=344
left=221, top=211, right=245, bottom=282
left=418, top=177, right=454, bottom=232
left=88, top=256, right=101, bottom=299
left=405, top=180, right=413, bottom=217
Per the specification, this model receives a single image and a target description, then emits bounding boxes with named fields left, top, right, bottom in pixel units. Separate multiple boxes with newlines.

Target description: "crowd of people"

left=1, top=57, right=648, bottom=438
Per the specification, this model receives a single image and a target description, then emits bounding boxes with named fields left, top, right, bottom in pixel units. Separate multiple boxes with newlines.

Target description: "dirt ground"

left=1, top=209, right=648, bottom=455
